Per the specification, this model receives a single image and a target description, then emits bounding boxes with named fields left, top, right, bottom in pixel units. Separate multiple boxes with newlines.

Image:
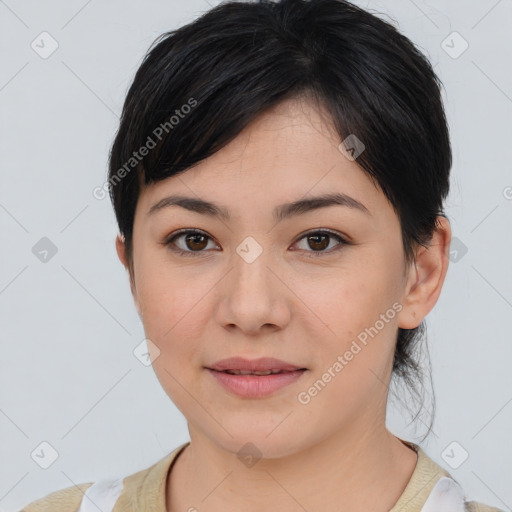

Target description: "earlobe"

left=397, top=217, right=451, bottom=330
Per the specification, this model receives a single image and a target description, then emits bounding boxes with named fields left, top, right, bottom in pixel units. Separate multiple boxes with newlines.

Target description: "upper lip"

left=207, top=357, right=306, bottom=372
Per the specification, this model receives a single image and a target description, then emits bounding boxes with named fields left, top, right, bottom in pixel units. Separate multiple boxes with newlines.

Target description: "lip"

left=206, top=357, right=306, bottom=372
left=205, top=357, right=308, bottom=399
left=206, top=368, right=307, bottom=398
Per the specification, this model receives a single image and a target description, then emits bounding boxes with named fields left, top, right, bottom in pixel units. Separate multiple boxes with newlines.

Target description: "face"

left=118, top=97, right=439, bottom=459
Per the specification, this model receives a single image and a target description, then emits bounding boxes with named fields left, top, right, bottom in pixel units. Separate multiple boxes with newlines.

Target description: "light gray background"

left=1, top=1, right=511, bottom=511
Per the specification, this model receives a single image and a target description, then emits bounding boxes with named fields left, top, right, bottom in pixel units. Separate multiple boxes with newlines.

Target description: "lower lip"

left=206, top=368, right=307, bottom=398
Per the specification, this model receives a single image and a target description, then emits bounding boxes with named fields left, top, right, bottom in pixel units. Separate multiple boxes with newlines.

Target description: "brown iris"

left=185, top=233, right=209, bottom=251
left=307, top=233, right=329, bottom=251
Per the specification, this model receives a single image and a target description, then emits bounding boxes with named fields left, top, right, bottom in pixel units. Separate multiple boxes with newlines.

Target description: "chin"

left=207, top=429, right=309, bottom=462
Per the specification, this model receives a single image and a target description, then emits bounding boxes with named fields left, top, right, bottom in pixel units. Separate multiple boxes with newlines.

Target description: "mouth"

left=205, top=366, right=308, bottom=398
left=209, top=368, right=307, bottom=376
left=206, top=356, right=308, bottom=375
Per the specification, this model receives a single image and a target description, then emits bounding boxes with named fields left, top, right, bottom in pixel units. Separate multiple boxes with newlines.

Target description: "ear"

left=397, top=216, right=451, bottom=329
left=115, top=234, right=142, bottom=318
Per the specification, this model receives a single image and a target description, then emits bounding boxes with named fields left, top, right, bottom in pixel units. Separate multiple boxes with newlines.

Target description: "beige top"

left=20, top=439, right=504, bottom=512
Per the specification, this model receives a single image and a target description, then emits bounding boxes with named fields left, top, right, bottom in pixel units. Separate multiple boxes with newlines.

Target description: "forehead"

left=136, top=97, right=389, bottom=223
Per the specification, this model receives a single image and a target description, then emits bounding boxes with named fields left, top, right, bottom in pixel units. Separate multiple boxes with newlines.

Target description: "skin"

left=116, top=96, right=451, bottom=512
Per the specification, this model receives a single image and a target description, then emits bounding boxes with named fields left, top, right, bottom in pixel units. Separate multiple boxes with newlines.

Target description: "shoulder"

left=397, top=440, right=505, bottom=512
left=19, top=482, right=93, bottom=512
left=19, top=442, right=190, bottom=512
left=465, top=500, right=506, bottom=512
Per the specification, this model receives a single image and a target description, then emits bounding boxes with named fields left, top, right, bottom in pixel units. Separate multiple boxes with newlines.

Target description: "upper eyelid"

left=165, top=228, right=216, bottom=244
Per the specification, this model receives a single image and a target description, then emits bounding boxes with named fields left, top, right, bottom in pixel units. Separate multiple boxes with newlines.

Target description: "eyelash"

left=163, top=228, right=349, bottom=258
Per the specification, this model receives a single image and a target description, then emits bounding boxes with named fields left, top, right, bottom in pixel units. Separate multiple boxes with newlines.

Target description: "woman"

left=21, top=0, right=504, bottom=511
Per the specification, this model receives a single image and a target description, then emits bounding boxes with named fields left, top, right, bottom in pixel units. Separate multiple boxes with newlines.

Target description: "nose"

left=214, top=243, right=292, bottom=336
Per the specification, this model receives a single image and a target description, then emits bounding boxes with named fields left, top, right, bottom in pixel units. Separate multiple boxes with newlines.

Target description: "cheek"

left=134, top=262, right=221, bottom=383
left=139, top=282, right=207, bottom=348
left=295, top=262, right=395, bottom=337
left=298, top=308, right=398, bottom=427
left=295, top=263, right=400, bottom=384
left=136, top=272, right=209, bottom=406
left=135, top=249, right=206, bottom=332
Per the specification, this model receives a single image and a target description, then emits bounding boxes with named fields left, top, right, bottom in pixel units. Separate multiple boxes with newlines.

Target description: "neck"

left=166, top=425, right=418, bottom=512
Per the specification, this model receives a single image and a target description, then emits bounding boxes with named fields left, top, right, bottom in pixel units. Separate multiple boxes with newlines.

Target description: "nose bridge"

left=233, top=234, right=274, bottom=296
left=218, top=233, right=288, bottom=330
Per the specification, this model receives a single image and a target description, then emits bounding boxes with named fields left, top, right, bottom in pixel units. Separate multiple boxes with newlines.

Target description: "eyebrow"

left=147, top=192, right=371, bottom=221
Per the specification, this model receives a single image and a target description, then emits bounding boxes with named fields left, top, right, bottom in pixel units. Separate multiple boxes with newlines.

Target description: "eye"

left=163, top=228, right=348, bottom=258
left=292, top=229, right=348, bottom=257
left=164, top=229, right=219, bottom=257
